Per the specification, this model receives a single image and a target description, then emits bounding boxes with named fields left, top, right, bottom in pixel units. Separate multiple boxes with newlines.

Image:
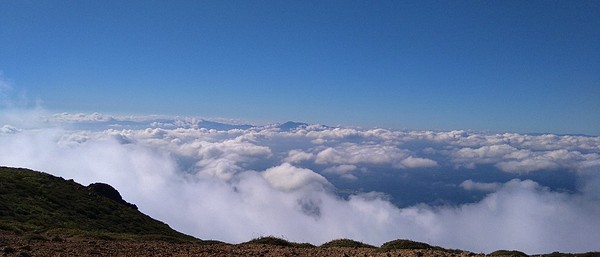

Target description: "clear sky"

left=1, top=0, right=599, bottom=135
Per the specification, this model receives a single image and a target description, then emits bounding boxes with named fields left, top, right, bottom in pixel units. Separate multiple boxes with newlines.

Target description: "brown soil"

left=0, top=231, right=482, bottom=257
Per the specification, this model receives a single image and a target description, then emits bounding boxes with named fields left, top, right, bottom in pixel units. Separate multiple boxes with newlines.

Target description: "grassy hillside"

left=0, top=166, right=194, bottom=241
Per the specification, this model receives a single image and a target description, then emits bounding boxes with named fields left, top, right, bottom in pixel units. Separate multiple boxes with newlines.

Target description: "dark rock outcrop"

left=87, top=182, right=138, bottom=210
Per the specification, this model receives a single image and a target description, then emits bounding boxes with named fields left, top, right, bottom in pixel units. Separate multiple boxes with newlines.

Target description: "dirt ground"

left=0, top=232, right=483, bottom=257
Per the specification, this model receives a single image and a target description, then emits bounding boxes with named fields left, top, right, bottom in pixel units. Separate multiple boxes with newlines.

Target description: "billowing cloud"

left=1, top=111, right=599, bottom=254
left=451, top=143, right=600, bottom=173
left=263, top=163, right=330, bottom=191
left=495, top=150, right=600, bottom=173
left=0, top=125, right=19, bottom=134
left=460, top=180, right=501, bottom=192
left=314, top=143, right=438, bottom=169
left=284, top=149, right=315, bottom=163
left=400, top=156, right=439, bottom=168
left=322, top=164, right=359, bottom=180
left=427, top=179, right=600, bottom=254
left=323, top=164, right=357, bottom=174
left=452, top=144, right=520, bottom=167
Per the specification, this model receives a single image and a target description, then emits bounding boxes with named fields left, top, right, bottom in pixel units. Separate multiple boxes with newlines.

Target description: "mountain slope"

left=0, top=166, right=193, bottom=240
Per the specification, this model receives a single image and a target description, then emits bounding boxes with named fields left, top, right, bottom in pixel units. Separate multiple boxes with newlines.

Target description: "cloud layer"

left=1, top=112, right=599, bottom=254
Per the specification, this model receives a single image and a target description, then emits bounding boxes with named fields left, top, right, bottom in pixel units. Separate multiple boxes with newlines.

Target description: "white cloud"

left=429, top=179, right=600, bottom=254
left=284, top=149, right=315, bottom=163
left=314, top=143, right=437, bottom=169
left=49, top=112, right=115, bottom=122
left=323, top=164, right=357, bottom=174
left=262, top=163, right=331, bottom=192
left=453, top=144, right=518, bottom=161
left=446, top=138, right=600, bottom=173
left=1, top=111, right=600, bottom=254
left=400, top=156, right=438, bottom=168
left=0, top=125, right=20, bottom=134
left=323, top=164, right=359, bottom=180
left=460, top=180, right=501, bottom=192
left=492, top=149, right=600, bottom=173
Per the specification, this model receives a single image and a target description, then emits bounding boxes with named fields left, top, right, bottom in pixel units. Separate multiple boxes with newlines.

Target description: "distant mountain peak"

left=196, top=120, right=254, bottom=130
left=278, top=121, right=309, bottom=131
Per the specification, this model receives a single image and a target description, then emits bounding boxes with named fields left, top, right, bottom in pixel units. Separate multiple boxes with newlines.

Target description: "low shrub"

left=320, top=239, right=376, bottom=248
left=243, top=236, right=315, bottom=248
left=380, top=239, right=435, bottom=250
left=488, top=250, right=529, bottom=257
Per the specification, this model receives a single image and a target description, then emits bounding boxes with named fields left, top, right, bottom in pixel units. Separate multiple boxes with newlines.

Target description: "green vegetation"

left=380, top=239, right=436, bottom=250
left=320, top=238, right=376, bottom=248
left=538, top=252, right=600, bottom=257
left=0, top=166, right=195, bottom=241
left=242, top=236, right=315, bottom=248
left=488, top=250, right=529, bottom=256
left=378, top=239, right=469, bottom=255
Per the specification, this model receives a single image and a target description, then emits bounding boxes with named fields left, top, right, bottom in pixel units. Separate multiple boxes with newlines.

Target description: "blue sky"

left=1, top=0, right=599, bottom=134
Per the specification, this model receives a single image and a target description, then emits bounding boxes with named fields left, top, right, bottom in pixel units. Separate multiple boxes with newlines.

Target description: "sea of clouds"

left=1, top=110, right=600, bottom=254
